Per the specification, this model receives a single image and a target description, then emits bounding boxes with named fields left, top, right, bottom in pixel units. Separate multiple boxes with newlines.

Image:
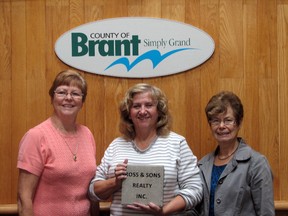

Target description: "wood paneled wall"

left=0, top=0, right=287, bottom=205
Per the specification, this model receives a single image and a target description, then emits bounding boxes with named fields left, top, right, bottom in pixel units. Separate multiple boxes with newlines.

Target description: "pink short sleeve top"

left=17, top=118, right=97, bottom=216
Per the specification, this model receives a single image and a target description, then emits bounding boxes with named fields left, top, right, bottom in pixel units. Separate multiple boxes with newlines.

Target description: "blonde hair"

left=119, top=83, right=172, bottom=140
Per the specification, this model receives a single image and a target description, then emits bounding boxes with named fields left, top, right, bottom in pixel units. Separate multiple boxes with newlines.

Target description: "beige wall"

left=0, top=0, right=287, bottom=205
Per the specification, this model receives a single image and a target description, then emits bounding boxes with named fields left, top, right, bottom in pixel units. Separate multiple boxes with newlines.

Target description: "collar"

left=198, top=137, right=252, bottom=166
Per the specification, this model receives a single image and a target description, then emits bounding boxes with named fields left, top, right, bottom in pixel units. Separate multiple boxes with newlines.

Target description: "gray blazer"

left=197, top=138, right=275, bottom=216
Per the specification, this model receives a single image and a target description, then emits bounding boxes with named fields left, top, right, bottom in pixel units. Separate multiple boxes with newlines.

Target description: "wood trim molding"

left=1, top=201, right=287, bottom=214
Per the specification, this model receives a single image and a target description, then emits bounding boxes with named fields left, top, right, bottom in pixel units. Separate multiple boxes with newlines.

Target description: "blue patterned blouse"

left=209, top=164, right=226, bottom=216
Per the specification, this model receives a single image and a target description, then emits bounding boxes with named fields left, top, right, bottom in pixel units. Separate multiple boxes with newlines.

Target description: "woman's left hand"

left=127, top=202, right=164, bottom=216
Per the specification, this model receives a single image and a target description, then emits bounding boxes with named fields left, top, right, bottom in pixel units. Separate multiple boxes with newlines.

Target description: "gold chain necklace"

left=51, top=117, right=79, bottom=161
left=217, top=144, right=238, bottom=160
left=61, top=136, right=79, bottom=161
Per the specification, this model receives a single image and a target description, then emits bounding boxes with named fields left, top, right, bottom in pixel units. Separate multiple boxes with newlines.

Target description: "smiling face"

left=129, top=92, right=159, bottom=133
left=209, top=106, right=241, bottom=145
left=52, top=85, right=83, bottom=119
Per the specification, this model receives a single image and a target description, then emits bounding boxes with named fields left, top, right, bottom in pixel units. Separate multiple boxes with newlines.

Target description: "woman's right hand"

left=92, top=159, right=129, bottom=200
left=114, top=159, right=128, bottom=186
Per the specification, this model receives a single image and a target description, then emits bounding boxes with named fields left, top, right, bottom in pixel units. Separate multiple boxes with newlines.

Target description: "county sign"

left=55, top=17, right=215, bottom=78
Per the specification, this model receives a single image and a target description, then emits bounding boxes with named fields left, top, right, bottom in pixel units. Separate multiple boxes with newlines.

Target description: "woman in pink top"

left=17, top=70, right=97, bottom=216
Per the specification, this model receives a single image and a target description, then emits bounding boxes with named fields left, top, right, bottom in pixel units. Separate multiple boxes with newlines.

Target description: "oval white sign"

left=55, top=17, right=215, bottom=78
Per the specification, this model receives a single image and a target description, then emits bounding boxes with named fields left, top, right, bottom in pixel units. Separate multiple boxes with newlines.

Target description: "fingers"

left=123, top=159, right=128, bottom=164
left=114, top=159, right=128, bottom=180
left=127, top=202, right=163, bottom=215
left=114, top=168, right=126, bottom=178
left=148, top=202, right=163, bottom=213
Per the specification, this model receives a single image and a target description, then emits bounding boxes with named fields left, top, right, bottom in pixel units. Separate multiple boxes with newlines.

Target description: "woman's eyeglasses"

left=209, top=118, right=236, bottom=127
left=54, top=90, right=83, bottom=100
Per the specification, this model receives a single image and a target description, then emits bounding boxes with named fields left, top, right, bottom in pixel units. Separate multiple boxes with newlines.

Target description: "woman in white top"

left=89, top=83, right=202, bottom=215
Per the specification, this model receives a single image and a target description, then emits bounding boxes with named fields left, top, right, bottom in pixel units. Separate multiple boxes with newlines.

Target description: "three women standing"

left=17, top=74, right=274, bottom=216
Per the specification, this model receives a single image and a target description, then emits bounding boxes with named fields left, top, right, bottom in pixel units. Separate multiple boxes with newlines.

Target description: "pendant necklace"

left=62, top=136, right=79, bottom=161
left=51, top=117, right=79, bottom=162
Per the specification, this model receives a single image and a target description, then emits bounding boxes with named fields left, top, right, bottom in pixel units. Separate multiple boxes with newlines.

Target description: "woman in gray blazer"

left=197, top=91, right=274, bottom=216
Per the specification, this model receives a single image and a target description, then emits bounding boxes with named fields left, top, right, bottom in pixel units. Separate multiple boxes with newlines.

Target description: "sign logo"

left=55, top=17, right=215, bottom=78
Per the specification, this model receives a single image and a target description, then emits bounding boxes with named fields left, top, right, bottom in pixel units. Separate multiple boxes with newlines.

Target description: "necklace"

left=217, top=144, right=238, bottom=160
left=62, top=136, right=79, bottom=161
left=50, top=117, right=79, bottom=161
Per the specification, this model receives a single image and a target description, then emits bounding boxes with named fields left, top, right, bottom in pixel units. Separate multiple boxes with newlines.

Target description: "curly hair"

left=119, top=83, right=172, bottom=140
left=205, top=91, right=244, bottom=126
